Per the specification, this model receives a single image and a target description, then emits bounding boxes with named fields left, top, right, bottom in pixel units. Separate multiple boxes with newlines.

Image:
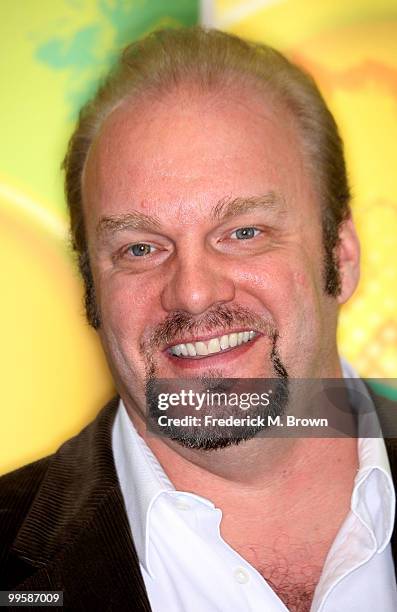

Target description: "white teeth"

left=220, top=335, right=229, bottom=350
left=195, top=341, right=208, bottom=356
left=186, top=343, right=197, bottom=357
left=208, top=338, right=220, bottom=354
left=229, top=333, right=238, bottom=347
left=169, top=330, right=257, bottom=357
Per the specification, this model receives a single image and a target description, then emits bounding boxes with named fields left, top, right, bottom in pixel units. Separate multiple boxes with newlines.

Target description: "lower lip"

left=163, top=335, right=262, bottom=370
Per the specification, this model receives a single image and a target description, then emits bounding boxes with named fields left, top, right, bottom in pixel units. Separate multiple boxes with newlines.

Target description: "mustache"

left=141, top=304, right=277, bottom=353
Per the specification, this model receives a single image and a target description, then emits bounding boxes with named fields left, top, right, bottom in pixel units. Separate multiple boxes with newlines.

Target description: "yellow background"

left=1, top=0, right=396, bottom=475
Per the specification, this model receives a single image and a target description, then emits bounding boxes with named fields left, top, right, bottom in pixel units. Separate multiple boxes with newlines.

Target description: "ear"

left=336, top=216, right=360, bottom=305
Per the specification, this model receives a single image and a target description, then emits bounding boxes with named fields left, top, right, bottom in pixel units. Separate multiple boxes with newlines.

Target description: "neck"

left=127, top=405, right=358, bottom=505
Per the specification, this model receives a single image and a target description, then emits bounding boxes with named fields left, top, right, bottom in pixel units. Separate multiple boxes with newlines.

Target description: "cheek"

left=236, top=255, right=321, bottom=312
left=96, top=271, right=163, bottom=343
left=96, top=274, right=160, bottom=387
left=233, top=255, right=326, bottom=349
left=98, top=271, right=173, bottom=363
left=292, top=269, right=312, bottom=290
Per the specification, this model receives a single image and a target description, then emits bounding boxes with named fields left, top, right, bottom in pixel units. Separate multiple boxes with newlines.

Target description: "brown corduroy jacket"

left=1, top=393, right=397, bottom=611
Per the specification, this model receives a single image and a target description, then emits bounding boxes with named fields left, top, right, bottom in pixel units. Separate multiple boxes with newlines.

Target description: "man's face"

left=82, top=87, right=354, bottom=420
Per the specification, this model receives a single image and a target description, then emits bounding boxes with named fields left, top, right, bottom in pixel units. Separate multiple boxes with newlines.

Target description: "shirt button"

left=234, top=567, right=250, bottom=584
left=175, top=498, right=190, bottom=511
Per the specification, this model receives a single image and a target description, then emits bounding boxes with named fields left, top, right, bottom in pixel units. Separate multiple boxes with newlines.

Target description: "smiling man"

left=1, top=27, right=396, bottom=612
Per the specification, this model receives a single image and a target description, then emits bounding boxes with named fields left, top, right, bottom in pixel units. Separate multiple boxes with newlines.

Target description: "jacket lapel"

left=9, top=398, right=152, bottom=611
left=13, top=489, right=151, bottom=611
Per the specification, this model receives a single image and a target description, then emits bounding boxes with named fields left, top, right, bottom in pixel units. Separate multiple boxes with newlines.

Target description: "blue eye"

left=232, top=227, right=259, bottom=240
left=129, top=243, right=154, bottom=256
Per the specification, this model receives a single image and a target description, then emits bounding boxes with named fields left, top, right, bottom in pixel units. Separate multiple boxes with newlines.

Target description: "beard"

left=143, top=305, right=289, bottom=450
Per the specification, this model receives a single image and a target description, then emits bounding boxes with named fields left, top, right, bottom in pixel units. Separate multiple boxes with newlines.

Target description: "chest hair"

left=239, top=539, right=326, bottom=612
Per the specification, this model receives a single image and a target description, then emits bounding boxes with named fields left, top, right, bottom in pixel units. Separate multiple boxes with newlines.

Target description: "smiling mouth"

left=167, top=330, right=258, bottom=359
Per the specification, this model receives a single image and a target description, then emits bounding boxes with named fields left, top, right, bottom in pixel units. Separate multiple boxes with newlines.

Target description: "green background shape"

left=0, top=0, right=198, bottom=220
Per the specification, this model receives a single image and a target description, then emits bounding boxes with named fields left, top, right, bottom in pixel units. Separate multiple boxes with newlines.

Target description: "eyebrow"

left=211, top=191, right=286, bottom=222
left=96, top=191, right=285, bottom=240
left=96, top=211, right=161, bottom=241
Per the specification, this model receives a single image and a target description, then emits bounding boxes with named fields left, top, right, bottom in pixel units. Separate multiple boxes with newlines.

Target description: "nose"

left=160, top=252, right=236, bottom=315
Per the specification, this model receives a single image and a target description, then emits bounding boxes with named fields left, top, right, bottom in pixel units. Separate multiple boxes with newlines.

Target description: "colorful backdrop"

left=1, top=0, right=396, bottom=475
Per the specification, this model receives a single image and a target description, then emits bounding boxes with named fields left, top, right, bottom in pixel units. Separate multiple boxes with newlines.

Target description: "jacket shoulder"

left=0, top=398, right=121, bottom=592
left=0, top=456, right=51, bottom=565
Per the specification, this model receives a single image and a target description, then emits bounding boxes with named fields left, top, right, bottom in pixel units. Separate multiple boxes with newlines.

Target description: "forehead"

left=82, top=86, right=317, bottom=230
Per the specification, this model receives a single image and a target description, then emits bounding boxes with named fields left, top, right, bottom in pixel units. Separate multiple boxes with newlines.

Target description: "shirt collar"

left=113, top=359, right=395, bottom=572
left=341, top=357, right=395, bottom=551
left=353, top=438, right=395, bottom=551
left=112, top=400, right=174, bottom=574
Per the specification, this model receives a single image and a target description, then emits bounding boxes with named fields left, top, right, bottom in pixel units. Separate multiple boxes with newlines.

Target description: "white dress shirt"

left=112, top=362, right=397, bottom=611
